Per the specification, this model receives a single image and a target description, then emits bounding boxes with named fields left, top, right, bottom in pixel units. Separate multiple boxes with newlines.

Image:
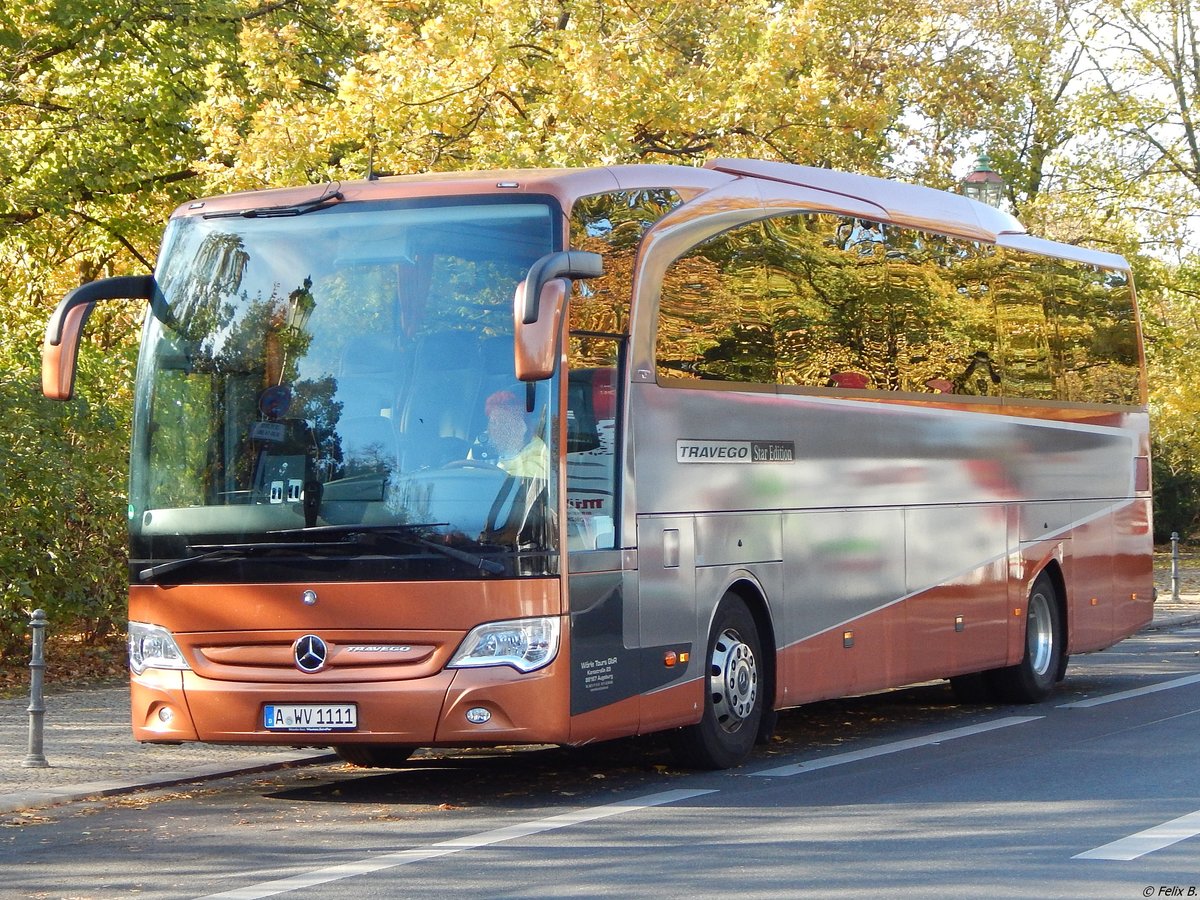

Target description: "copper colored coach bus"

left=43, top=159, right=1153, bottom=769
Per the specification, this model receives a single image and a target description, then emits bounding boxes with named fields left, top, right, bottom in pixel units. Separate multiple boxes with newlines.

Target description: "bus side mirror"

left=513, top=251, right=603, bottom=382
left=514, top=279, right=568, bottom=382
left=516, top=251, right=603, bottom=326
left=42, top=275, right=155, bottom=400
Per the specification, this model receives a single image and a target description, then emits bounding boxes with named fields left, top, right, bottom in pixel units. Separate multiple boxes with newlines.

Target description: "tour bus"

left=43, top=159, right=1153, bottom=769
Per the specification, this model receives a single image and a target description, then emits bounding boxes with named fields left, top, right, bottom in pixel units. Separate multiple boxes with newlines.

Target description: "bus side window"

left=566, top=191, right=677, bottom=551
left=569, top=188, right=682, bottom=336
left=657, top=220, right=774, bottom=383
left=1031, top=257, right=1140, bottom=404
left=566, top=350, right=619, bottom=552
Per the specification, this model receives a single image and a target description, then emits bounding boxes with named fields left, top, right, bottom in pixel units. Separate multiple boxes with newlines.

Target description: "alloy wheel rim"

left=1028, top=590, right=1054, bottom=676
left=709, top=628, right=758, bottom=733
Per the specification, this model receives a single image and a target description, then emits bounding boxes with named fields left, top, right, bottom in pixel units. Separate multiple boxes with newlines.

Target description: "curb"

left=0, top=751, right=336, bottom=816
left=1145, top=612, right=1200, bottom=631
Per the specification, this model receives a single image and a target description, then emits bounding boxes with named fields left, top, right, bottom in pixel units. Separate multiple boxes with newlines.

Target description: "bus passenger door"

left=565, top=337, right=646, bottom=735
left=564, top=336, right=697, bottom=736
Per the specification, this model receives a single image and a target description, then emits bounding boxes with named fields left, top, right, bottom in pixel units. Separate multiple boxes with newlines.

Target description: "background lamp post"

left=285, top=276, right=316, bottom=335
left=269, top=276, right=315, bottom=386
left=962, top=153, right=1006, bottom=208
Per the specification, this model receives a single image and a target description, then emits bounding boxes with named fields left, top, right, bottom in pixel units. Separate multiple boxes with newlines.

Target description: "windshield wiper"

left=202, top=183, right=343, bottom=219
left=272, top=523, right=507, bottom=576
left=137, top=537, right=355, bottom=583
left=268, top=522, right=448, bottom=539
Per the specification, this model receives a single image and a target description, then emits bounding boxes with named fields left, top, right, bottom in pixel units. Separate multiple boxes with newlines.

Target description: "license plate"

left=264, top=703, right=357, bottom=732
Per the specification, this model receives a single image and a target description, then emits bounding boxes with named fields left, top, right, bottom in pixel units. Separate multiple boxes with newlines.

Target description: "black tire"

left=989, top=572, right=1063, bottom=703
left=755, top=706, right=779, bottom=746
left=669, top=594, right=765, bottom=770
left=334, top=744, right=416, bottom=768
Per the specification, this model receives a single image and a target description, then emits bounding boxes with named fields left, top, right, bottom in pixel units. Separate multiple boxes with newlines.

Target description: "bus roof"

left=173, top=160, right=1129, bottom=272
left=169, top=165, right=733, bottom=220
left=707, top=158, right=1025, bottom=240
left=705, top=158, right=1130, bottom=271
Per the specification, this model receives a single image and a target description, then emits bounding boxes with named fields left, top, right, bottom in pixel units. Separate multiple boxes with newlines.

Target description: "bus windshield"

left=128, top=196, right=561, bottom=582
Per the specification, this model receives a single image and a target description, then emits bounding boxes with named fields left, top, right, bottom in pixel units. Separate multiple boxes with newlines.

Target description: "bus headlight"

left=447, top=617, right=560, bottom=673
left=128, top=621, right=191, bottom=675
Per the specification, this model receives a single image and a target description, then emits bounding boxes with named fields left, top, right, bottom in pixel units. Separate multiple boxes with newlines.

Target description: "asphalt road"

left=4, top=622, right=1199, bottom=900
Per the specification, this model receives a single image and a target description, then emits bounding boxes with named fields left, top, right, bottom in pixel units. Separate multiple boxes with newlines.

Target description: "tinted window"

left=656, top=212, right=1139, bottom=404
left=569, top=189, right=682, bottom=336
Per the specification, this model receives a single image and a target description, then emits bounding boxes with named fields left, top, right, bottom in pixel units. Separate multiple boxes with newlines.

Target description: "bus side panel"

left=568, top=694, right=645, bottom=745
left=566, top=561, right=703, bottom=743
left=567, top=568, right=642, bottom=718
left=1113, top=497, right=1155, bottom=637
left=1063, top=499, right=1154, bottom=654
left=902, top=567, right=1011, bottom=683
left=775, top=538, right=1011, bottom=706
left=776, top=602, right=910, bottom=705
left=903, top=504, right=1010, bottom=678
left=630, top=514, right=701, bottom=730
left=1060, top=503, right=1115, bottom=652
left=566, top=671, right=702, bottom=744
left=781, top=506, right=906, bottom=669
left=629, top=381, right=1152, bottom=714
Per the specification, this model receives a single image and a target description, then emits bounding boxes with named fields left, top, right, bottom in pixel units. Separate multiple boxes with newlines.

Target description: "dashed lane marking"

left=1074, top=808, right=1200, bottom=860
left=198, top=788, right=717, bottom=899
left=1058, top=673, right=1200, bottom=709
left=750, top=716, right=1043, bottom=777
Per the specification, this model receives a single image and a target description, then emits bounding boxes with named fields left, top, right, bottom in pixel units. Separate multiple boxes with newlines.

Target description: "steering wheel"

left=441, top=457, right=498, bottom=470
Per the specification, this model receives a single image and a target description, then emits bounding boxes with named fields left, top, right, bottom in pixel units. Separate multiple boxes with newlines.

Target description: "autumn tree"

left=1068, top=0, right=1200, bottom=536
left=0, top=0, right=349, bottom=655
left=3, top=0, right=1200, bottom=657
left=194, top=0, right=1004, bottom=186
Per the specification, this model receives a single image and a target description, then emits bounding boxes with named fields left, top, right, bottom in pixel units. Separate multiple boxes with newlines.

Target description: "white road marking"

left=1074, top=809, right=1200, bottom=860
left=198, top=787, right=716, bottom=899
left=751, top=716, right=1043, bottom=777
left=1058, top=672, right=1200, bottom=709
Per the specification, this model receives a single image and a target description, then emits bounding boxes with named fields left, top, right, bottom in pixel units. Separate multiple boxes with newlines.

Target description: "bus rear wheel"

left=990, top=572, right=1063, bottom=703
left=669, top=594, right=764, bottom=770
left=334, top=744, right=416, bottom=768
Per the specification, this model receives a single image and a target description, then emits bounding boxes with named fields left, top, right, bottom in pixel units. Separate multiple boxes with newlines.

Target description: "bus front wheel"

left=669, top=594, right=764, bottom=770
left=990, top=572, right=1063, bottom=703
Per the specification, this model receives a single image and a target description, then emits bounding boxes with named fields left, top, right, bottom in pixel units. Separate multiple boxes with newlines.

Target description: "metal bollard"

left=22, top=609, right=49, bottom=768
left=1171, top=532, right=1181, bottom=604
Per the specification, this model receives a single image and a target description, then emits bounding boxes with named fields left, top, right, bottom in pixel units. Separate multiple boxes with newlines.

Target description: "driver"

left=469, top=389, right=548, bottom=478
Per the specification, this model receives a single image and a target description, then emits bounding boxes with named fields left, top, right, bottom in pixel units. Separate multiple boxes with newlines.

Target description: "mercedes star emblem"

left=293, top=634, right=328, bottom=673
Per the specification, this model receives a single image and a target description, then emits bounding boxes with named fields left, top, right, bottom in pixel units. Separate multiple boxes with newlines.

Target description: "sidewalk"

left=0, top=683, right=335, bottom=815
left=3, top=596, right=1199, bottom=816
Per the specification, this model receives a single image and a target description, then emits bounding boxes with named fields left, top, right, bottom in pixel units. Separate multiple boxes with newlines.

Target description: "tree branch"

left=71, top=210, right=155, bottom=273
